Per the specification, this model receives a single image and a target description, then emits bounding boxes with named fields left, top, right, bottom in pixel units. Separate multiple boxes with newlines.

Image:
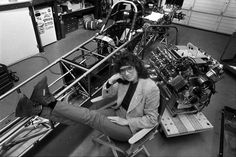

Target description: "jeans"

left=41, top=101, right=132, bottom=142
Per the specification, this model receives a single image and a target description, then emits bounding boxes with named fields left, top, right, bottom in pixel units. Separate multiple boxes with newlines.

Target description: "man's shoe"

left=15, top=94, right=42, bottom=117
left=30, top=76, right=56, bottom=106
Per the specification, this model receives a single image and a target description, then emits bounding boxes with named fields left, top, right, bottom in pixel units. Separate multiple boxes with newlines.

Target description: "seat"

left=90, top=92, right=165, bottom=157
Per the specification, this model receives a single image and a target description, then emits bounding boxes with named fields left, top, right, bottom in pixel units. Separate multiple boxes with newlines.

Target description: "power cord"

left=9, top=55, right=62, bottom=76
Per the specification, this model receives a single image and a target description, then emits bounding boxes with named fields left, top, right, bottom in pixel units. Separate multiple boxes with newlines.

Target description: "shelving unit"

left=59, top=4, right=95, bottom=16
left=54, top=0, right=101, bottom=39
left=59, top=4, right=95, bottom=36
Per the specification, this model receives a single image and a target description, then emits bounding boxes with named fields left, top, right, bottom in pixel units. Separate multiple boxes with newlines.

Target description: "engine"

left=146, top=43, right=224, bottom=116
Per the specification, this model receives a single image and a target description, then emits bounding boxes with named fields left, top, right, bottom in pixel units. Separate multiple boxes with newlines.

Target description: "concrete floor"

left=8, top=25, right=236, bottom=157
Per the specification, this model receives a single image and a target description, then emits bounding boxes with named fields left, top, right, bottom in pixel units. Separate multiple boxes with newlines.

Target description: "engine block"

left=146, top=43, right=224, bottom=116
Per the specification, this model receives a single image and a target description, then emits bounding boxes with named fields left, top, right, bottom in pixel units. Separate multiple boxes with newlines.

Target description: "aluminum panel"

left=223, top=0, right=236, bottom=17
left=192, top=0, right=226, bottom=14
left=217, top=17, right=236, bottom=34
left=181, top=0, right=195, bottom=10
left=189, top=12, right=219, bottom=31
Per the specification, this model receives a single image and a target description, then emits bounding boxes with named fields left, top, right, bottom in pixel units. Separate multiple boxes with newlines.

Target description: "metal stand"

left=219, top=106, right=236, bottom=157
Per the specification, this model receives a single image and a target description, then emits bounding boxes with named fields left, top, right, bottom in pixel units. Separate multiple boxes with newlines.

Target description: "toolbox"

left=0, top=64, right=14, bottom=96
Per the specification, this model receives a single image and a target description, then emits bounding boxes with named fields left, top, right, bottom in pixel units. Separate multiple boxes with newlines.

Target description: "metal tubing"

left=146, top=25, right=179, bottom=45
left=0, top=118, right=30, bottom=144
left=0, top=60, right=59, bottom=100
left=60, top=62, right=76, bottom=79
left=60, top=59, right=89, bottom=71
left=48, top=67, right=73, bottom=88
left=99, top=0, right=138, bottom=34
left=54, top=39, right=131, bottom=99
left=91, top=52, right=106, bottom=58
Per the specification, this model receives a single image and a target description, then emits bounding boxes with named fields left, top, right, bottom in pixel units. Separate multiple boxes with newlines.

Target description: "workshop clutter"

left=0, top=64, right=19, bottom=96
left=83, top=14, right=103, bottom=30
left=63, top=16, right=79, bottom=34
left=60, top=14, right=103, bottom=37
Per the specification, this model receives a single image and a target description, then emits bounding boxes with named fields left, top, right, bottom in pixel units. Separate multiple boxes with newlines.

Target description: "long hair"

left=114, top=50, right=149, bottom=79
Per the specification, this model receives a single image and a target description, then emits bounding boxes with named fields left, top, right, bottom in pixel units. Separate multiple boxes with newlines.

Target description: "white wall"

left=0, top=7, right=39, bottom=66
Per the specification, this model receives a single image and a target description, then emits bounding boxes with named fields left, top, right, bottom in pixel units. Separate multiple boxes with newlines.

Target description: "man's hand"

left=107, top=116, right=129, bottom=125
left=108, top=73, right=123, bottom=84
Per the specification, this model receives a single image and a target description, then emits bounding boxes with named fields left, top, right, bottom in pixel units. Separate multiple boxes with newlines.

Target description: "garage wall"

left=166, top=0, right=236, bottom=35
left=0, top=7, right=39, bottom=66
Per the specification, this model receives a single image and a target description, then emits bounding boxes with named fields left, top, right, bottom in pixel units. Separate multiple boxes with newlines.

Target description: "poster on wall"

left=34, top=7, right=57, bottom=46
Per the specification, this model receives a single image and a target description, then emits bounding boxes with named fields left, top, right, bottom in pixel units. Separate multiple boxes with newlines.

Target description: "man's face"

left=119, top=65, right=138, bottom=82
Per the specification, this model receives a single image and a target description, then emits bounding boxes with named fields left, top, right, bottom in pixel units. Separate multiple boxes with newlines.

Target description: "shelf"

left=55, top=0, right=101, bottom=40
left=59, top=5, right=95, bottom=16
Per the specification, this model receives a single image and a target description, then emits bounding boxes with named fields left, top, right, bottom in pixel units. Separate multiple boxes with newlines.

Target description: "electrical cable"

left=9, top=55, right=62, bottom=75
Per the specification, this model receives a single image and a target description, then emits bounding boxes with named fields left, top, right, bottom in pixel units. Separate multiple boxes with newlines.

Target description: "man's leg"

left=16, top=76, right=132, bottom=141
left=41, top=101, right=132, bottom=141
left=40, top=102, right=116, bottom=125
left=40, top=94, right=116, bottom=126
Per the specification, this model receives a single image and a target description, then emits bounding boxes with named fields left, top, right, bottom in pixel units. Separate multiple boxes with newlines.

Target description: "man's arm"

left=128, top=85, right=160, bottom=133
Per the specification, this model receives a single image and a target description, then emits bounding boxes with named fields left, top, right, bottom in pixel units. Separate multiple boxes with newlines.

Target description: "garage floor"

left=8, top=24, right=236, bottom=157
